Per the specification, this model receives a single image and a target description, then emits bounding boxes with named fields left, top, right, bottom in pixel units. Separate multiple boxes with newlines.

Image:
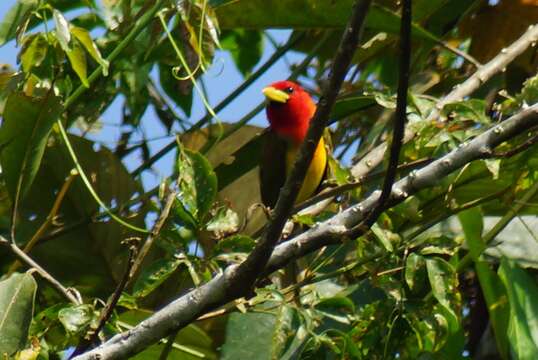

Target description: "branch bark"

left=265, top=104, right=538, bottom=274
left=74, top=103, right=538, bottom=360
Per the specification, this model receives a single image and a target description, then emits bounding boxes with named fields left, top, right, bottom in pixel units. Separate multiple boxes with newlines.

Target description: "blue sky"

left=0, top=1, right=304, bottom=191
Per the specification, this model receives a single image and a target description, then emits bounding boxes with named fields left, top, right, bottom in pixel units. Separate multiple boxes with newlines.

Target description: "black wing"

left=259, top=130, right=287, bottom=208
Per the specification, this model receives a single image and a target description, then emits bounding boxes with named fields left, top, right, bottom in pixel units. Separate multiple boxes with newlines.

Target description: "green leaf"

left=20, top=34, right=48, bottom=73
left=441, top=99, right=490, bottom=125
left=426, top=257, right=458, bottom=321
left=220, top=29, right=263, bottom=76
left=370, top=223, right=396, bottom=252
left=0, top=0, right=38, bottom=46
left=499, top=258, right=538, bottom=359
left=53, top=9, right=71, bottom=52
left=176, top=144, right=218, bottom=223
left=132, top=258, right=182, bottom=298
left=70, top=26, right=109, bottom=75
left=330, top=95, right=376, bottom=121
left=0, top=272, right=37, bottom=357
left=0, top=91, right=62, bottom=203
left=458, top=208, right=509, bottom=358
left=58, top=304, right=95, bottom=334
left=220, top=312, right=278, bottom=360
left=405, top=253, right=426, bottom=293
left=213, top=1, right=441, bottom=43
left=66, top=39, right=89, bottom=87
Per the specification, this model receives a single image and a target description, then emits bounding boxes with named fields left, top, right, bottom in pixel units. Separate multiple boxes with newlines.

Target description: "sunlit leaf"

left=176, top=144, right=218, bottom=223
left=58, top=304, right=95, bottom=334
left=132, top=258, right=181, bottom=298
left=20, top=34, right=48, bottom=73
left=426, top=257, right=458, bottom=321
left=66, top=39, right=89, bottom=87
left=70, top=26, right=109, bottom=75
left=206, top=207, right=240, bottom=237
left=53, top=9, right=71, bottom=52
left=0, top=0, right=38, bottom=46
left=0, top=273, right=37, bottom=357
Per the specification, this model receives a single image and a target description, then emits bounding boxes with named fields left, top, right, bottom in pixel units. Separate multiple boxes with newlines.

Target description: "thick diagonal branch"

left=73, top=1, right=372, bottom=358
left=74, top=103, right=538, bottom=360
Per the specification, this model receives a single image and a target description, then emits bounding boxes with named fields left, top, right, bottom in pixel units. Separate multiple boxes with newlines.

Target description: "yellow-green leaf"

left=66, top=39, right=89, bottom=87
left=70, top=26, right=109, bottom=76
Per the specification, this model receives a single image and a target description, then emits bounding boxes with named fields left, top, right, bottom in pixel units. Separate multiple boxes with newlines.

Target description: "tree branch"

left=128, top=190, right=177, bottom=286
left=0, top=235, right=81, bottom=305
left=74, top=103, right=538, bottom=360
left=73, top=1, right=372, bottom=358
left=351, top=23, right=538, bottom=179
left=265, top=104, right=538, bottom=274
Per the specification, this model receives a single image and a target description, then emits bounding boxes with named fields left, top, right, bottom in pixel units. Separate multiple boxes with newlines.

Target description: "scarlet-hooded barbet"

left=260, top=80, right=328, bottom=208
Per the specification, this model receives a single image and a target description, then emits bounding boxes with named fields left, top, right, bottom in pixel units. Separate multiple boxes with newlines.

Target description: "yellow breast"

left=285, top=137, right=327, bottom=204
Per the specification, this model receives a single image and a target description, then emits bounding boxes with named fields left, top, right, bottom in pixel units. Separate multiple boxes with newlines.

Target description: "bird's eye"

left=284, top=87, right=294, bottom=94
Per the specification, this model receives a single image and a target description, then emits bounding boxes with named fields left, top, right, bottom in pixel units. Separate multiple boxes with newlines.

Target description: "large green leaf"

left=1, top=135, right=147, bottom=297
left=426, top=257, right=458, bottom=322
left=220, top=312, right=278, bottom=360
left=176, top=145, right=218, bottom=224
left=458, top=208, right=509, bottom=359
left=0, top=91, right=62, bottom=203
left=220, top=29, right=264, bottom=77
left=499, top=258, right=538, bottom=359
left=0, top=272, right=37, bottom=357
left=20, top=34, right=49, bottom=73
left=0, top=0, right=38, bottom=46
left=213, top=1, right=440, bottom=43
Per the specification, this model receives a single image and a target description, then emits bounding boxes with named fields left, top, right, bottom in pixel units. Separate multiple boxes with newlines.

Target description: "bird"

left=259, top=80, right=329, bottom=209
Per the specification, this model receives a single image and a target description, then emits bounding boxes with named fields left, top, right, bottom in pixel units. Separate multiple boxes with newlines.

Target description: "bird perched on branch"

left=260, top=80, right=329, bottom=209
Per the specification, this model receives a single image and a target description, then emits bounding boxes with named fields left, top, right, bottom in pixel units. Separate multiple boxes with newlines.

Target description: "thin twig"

left=486, top=133, right=538, bottom=158
left=0, top=235, right=81, bottom=304
left=128, top=190, right=177, bottom=286
left=8, top=171, right=78, bottom=274
left=437, top=39, right=481, bottom=68
left=351, top=0, right=412, bottom=233
left=72, top=241, right=139, bottom=357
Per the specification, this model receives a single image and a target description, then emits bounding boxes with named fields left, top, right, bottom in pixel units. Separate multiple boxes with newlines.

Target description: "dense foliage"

left=1, top=0, right=538, bottom=359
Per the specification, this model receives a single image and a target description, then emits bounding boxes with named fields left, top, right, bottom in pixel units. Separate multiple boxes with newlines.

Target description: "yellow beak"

left=262, top=86, right=290, bottom=103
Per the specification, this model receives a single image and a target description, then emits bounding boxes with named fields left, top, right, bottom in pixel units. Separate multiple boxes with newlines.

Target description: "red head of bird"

left=262, top=80, right=316, bottom=144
